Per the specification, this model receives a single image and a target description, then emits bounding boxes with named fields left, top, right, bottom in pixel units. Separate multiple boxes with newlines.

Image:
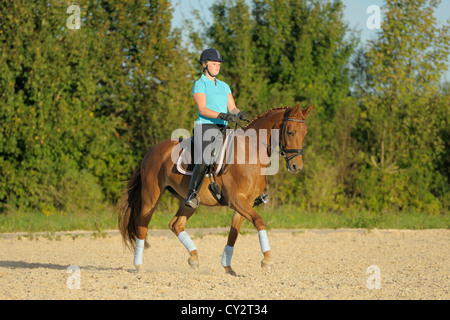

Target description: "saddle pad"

left=176, top=131, right=233, bottom=176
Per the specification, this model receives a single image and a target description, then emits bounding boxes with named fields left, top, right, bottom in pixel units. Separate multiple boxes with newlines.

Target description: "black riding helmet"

left=199, top=48, right=224, bottom=65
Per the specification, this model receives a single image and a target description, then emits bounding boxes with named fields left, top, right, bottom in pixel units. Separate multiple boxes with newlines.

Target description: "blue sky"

left=171, top=0, right=450, bottom=82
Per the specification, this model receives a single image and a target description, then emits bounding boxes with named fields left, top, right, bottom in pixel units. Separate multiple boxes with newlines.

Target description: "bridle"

left=279, top=109, right=306, bottom=161
left=230, top=108, right=306, bottom=162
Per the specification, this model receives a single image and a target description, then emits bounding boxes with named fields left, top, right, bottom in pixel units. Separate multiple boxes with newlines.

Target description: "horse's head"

left=279, top=103, right=313, bottom=173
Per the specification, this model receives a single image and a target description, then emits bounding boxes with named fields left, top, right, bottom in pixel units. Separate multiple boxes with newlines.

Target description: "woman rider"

left=185, top=48, right=268, bottom=209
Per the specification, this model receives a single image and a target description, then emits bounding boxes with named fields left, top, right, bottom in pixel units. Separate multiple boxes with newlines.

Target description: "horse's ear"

left=302, top=104, right=313, bottom=118
left=291, top=103, right=302, bottom=116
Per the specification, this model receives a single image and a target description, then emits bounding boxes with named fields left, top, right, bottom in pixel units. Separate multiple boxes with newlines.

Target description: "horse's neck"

left=243, top=108, right=287, bottom=161
left=246, top=109, right=287, bottom=132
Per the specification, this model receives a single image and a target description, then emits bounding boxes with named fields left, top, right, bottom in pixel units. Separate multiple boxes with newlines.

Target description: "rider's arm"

left=227, top=93, right=240, bottom=114
left=192, top=92, right=221, bottom=119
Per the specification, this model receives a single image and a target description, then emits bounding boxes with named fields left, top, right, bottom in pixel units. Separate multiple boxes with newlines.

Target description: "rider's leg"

left=185, top=163, right=209, bottom=209
left=185, top=123, right=224, bottom=209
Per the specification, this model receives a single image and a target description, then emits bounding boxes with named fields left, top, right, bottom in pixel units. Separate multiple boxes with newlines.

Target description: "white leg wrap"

left=178, top=231, right=198, bottom=253
left=134, top=238, right=145, bottom=266
left=258, top=230, right=271, bottom=253
left=221, top=245, right=234, bottom=267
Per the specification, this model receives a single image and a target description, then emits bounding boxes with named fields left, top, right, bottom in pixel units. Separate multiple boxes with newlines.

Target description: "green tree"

left=82, top=0, right=195, bottom=150
left=353, top=0, right=449, bottom=213
left=252, top=0, right=356, bottom=120
left=206, top=0, right=268, bottom=115
left=0, top=1, right=129, bottom=212
left=205, top=0, right=357, bottom=210
left=0, top=0, right=194, bottom=213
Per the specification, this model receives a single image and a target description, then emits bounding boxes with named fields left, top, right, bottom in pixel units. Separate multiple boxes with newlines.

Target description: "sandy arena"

left=0, top=228, right=448, bottom=300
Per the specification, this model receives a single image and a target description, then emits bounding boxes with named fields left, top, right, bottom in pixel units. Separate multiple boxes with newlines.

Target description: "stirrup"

left=185, top=192, right=200, bottom=209
left=253, top=193, right=269, bottom=207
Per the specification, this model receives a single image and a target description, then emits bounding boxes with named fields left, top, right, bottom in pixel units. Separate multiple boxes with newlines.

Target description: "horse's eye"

left=287, top=131, right=294, bottom=137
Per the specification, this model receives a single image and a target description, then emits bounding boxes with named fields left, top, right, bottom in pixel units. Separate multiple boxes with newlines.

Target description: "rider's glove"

left=237, top=111, right=248, bottom=121
left=218, top=113, right=238, bottom=123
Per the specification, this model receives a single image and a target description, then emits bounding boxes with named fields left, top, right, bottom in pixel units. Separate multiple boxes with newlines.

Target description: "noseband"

left=279, top=109, right=306, bottom=161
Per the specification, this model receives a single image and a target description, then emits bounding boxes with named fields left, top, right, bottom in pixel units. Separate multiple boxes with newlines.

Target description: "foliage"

left=0, top=0, right=194, bottom=213
left=352, top=0, right=449, bottom=214
left=202, top=0, right=449, bottom=215
left=0, top=0, right=448, bottom=219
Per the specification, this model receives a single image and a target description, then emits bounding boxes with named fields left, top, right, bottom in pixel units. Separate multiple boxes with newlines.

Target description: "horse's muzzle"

left=287, top=161, right=303, bottom=173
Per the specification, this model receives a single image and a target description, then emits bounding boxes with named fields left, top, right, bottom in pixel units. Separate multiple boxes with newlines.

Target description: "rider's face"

left=204, top=61, right=221, bottom=77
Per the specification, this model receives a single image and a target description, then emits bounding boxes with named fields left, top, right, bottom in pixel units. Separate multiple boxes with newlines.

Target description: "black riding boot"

left=185, top=163, right=209, bottom=209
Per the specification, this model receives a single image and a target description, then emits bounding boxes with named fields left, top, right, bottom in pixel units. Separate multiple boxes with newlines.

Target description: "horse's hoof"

left=224, top=266, right=237, bottom=276
left=261, top=260, right=274, bottom=272
left=188, top=257, right=199, bottom=269
left=135, top=265, right=143, bottom=273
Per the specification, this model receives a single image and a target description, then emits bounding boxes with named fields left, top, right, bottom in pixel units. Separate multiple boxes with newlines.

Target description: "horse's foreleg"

left=230, top=195, right=274, bottom=272
left=258, top=230, right=273, bottom=271
left=222, top=211, right=245, bottom=275
left=169, top=204, right=198, bottom=269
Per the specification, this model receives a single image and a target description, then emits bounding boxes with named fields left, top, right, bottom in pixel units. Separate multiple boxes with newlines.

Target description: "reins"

left=209, top=108, right=306, bottom=178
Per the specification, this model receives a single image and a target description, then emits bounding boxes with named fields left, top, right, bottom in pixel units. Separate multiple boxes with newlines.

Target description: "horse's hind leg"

left=169, top=202, right=198, bottom=269
left=134, top=181, right=164, bottom=272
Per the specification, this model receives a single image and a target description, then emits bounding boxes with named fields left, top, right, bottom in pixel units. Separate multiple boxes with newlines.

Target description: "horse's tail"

left=117, top=166, right=147, bottom=250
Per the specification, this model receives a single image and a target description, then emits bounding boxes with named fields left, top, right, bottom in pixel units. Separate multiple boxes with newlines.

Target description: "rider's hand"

left=218, top=113, right=238, bottom=123
left=237, top=111, right=248, bottom=121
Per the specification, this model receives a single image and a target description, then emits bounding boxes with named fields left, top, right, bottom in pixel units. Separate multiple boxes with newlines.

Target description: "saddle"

left=176, top=130, right=233, bottom=177
left=175, top=129, right=269, bottom=208
left=176, top=131, right=234, bottom=206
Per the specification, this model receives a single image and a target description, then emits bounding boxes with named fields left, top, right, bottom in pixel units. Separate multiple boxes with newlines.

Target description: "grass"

left=269, top=208, right=448, bottom=229
left=0, top=209, right=116, bottom=233
left=0, top=205, right=448, bottom=234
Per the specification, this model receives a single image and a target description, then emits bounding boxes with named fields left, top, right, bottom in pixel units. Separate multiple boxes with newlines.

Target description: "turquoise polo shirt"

left=192, top=74, right=231, bottom=125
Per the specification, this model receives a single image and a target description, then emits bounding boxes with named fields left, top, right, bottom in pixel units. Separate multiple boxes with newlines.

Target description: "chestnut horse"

left=117, top=103, right=313, bottom=274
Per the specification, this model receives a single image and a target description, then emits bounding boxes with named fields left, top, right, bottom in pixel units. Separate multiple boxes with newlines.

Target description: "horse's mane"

left=244, top=106, right=291, bottom=129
